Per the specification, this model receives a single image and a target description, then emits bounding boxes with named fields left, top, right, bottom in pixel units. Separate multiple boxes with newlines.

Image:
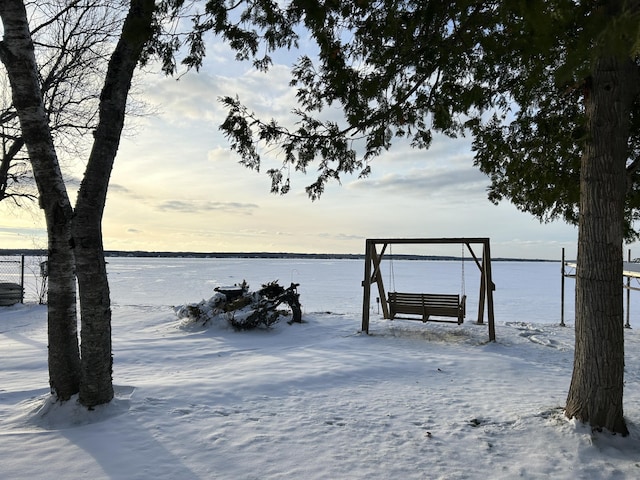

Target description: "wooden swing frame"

left=361, top=237, right=496, bottom=341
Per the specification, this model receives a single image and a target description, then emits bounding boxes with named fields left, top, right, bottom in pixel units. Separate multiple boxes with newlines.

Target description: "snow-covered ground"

left=1, top=257, right=640, bottom=479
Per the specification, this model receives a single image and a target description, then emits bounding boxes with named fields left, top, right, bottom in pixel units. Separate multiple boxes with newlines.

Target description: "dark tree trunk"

left=0, top=0, right=80, bottom=400
left=565, top=55, right=640, bottom=435
left=74, top=220, right=113, bottom=407
left=75, top=0, right=155, bottom=407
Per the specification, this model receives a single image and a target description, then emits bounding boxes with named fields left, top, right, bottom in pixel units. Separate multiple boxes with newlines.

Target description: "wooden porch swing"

left=386, top=243, right=466, bottom=324
left=361, top=238, right=496, bottom=341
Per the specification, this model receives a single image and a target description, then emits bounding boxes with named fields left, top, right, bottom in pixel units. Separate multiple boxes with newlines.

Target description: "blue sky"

left=1, top=31, right=632, bottom=261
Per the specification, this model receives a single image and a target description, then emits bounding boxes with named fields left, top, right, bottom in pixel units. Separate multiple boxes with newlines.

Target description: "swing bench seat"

left=388, top=292, right=466, bottom=325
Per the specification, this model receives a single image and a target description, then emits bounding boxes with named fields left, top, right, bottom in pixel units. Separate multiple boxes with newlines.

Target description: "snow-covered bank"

left=2, top=259, right=640, bottom=479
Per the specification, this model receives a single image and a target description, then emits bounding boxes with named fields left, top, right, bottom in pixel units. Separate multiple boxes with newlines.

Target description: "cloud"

left=317, top=232, right=365, bottom=241
left=0, top=226, right=47, bottom=249
left=349, top=166, right=488, bottom=200
left=108, top=183, right=133, bottom=194
left=207, top=147, right=233, bottom=163
left=136, top=64, right=298, bottom=128
left=137, top=72, right=226, bottom=125
left=0, top=226, right=45, bottom=237
left=156, top=199, right=259, bottom=214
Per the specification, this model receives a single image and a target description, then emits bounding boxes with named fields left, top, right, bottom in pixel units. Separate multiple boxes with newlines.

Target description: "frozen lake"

left=10, top=255, right=640, bottom=327
left=102, top=257, right=579, bottom=326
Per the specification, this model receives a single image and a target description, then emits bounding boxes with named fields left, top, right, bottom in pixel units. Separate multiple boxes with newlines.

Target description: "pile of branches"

left=175, top=280, right=302, bottom=330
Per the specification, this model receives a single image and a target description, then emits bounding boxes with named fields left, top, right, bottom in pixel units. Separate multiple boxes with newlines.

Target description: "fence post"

left=20, top=255, right=25, bottom=303
left=560, top=248, right=565, bottom=327
left=626, top=249, right=631, bottom=329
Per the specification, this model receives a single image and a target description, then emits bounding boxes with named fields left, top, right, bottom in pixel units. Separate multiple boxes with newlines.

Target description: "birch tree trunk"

left=75, top=0, right=155, bottom=407
left=1, top=0, right=154, bottom=406
left=0, top=0, right=80, bottom=400
left=565, top=55, right=640, bottom=435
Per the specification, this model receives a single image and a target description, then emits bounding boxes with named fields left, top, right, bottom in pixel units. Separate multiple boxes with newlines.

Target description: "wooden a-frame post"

left=361, top=237, right=496, bottom=341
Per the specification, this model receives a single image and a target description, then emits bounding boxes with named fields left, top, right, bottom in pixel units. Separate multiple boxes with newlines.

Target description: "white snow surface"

left=2, top=257, right=640, bottom=479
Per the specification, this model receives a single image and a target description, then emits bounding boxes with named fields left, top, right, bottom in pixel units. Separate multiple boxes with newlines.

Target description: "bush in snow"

left=175, top=280, right=302, bottom=330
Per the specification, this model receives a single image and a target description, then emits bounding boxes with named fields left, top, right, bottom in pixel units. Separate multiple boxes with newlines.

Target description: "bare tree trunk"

left=75, top=0, right=155, bottom=407
left=1, top=0, right=154, bottom=406
left=0, top=0, right=81, bottom=400
left=565, top=56, right=640, bottom=435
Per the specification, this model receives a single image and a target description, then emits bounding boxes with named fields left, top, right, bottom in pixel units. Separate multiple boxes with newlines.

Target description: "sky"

left=1, top=20, right=635, bottom=261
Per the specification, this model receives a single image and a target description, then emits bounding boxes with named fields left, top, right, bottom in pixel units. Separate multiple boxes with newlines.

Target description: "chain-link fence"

left=0, top=256, right=24, bottom=305
left=0, top=255, right=48, bottom=305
